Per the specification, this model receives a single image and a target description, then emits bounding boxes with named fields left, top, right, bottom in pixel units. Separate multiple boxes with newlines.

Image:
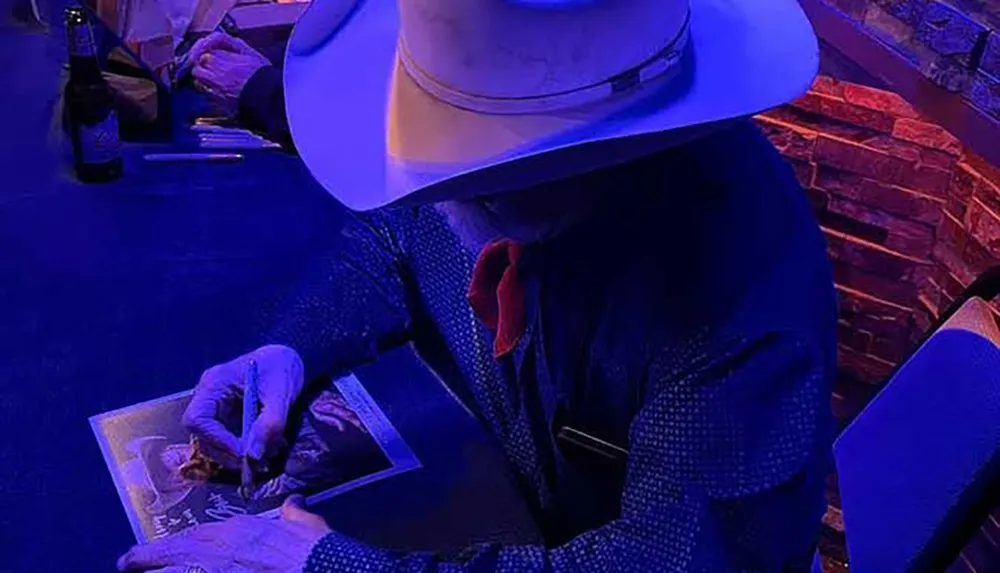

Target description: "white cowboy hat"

left=285, top=0, right=818, bottom=212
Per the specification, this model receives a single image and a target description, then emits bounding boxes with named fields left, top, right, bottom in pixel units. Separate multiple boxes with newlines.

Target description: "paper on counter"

left=188, top=0, right=238, bottom=33
left=121, top=0, right=195, bottom=49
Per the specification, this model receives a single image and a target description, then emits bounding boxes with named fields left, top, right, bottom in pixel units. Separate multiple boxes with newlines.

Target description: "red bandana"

left=467, top=239, right=526, bottom=358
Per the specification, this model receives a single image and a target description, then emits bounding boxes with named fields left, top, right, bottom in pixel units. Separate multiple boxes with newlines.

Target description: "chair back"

left=834, top=297, right=1000, bottom=572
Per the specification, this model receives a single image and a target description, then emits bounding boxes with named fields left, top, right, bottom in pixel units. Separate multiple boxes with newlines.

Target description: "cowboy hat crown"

left=397, top=0, right=691, bottom=113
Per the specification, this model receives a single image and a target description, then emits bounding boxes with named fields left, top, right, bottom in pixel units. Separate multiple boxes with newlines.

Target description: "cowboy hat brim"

left=285, top=0, right=818, bottom=211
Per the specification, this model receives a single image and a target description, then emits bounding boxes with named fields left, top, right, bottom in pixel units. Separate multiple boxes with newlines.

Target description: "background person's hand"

left=185, top=32, right=271, bottom=113
left=183, top=344, right=305, bottom=470
left=117, top=495, right=331, bottom=572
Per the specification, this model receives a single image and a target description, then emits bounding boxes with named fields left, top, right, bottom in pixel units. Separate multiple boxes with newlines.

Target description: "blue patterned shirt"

left=269, top=121, right=837, bottom=572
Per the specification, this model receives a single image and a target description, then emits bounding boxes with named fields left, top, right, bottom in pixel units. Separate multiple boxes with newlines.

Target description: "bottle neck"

left=66, top=21, right=103, bottom=83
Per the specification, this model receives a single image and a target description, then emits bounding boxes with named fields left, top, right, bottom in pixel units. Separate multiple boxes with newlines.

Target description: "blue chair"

left=832, top=268, right=1000, bottom=572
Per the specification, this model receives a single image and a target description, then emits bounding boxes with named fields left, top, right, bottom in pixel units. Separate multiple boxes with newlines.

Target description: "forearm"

left=302, top=475, right=821, bottom=573
left=237, top=65, right=293, bottom=150
left=298, top=331, right=828, bottom=572
left=266, top=213, right=413, bottom=382
left=303, top=531, right=548, bottom=573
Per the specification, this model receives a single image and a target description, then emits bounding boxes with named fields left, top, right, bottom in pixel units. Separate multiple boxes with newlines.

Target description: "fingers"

left=187, top=31, right=242, bottom=62
left=191, top=63, right=210, bottom=81
left=246, top=408, right=287, bottom=461
left=311, top=399, right=362, bottom=432
left=117, top=535, right=197, bottom=571
left=191, top=65, right=222, bottom=98
left=183, top=365, right=242, bottom=469
left=181, top=32, right=234, bottom=78
left=187, top=415, right=241, bottom=469
left=245, top=347, right=305, bottom=459
left=192, top=51, right=233, bottom=83
left=196, top=49, right=242, bottom=69
left=191, top=64, right=223, bottom=96
left=193, top=51, right=260, bottom=101
left=333, top=402, right=363, bottom=430
left=117, top=520, right=248, bottom=570
left=183, top=346, right=305, bottom=467
left=192, top=78, right=215, bottom=100
left=182, top=398, right=240, bottom=461
left=280, top=495, right=331, bottom=531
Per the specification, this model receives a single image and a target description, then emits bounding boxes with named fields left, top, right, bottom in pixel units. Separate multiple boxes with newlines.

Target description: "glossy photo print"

left=91, top=374, right=421, bottom=542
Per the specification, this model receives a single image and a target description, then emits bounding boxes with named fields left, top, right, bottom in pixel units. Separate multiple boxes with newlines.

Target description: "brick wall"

left=824, top=0, right=1000, bottom=119
left=753, top=74, right=1000, bottom=571
left=755, top=75, right=1000, bottom=388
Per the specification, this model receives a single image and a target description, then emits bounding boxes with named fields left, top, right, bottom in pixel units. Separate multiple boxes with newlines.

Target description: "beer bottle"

left=64, top=6, right=123, bottom=183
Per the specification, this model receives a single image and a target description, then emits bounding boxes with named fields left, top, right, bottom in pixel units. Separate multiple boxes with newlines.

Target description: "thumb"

left=281, top=495, right=330, bottom=530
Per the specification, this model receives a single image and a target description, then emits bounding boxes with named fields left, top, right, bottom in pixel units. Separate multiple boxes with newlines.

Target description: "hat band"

left=399, top=10, right=691, bottom=116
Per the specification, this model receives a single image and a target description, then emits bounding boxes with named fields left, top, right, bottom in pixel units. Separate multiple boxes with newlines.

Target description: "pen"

left=190, top=124, right=257, bottom=134
left=143, top=153, right=244, bottom=163
left=196, top=132, right=269, bottom=141
left=240, top=359, right=260, bottom=499
left=198, top=140, right=282, bottom=150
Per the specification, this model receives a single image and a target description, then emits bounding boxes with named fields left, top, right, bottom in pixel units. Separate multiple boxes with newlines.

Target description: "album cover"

left=91, top=374, right=421, bottom=542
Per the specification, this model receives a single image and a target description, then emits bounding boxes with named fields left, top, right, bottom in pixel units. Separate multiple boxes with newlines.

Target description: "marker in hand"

left=240, top=359, right=260, bottom=499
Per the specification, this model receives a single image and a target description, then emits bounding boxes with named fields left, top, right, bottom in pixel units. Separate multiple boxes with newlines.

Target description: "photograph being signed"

left=92, top=375, right=420, bottom=541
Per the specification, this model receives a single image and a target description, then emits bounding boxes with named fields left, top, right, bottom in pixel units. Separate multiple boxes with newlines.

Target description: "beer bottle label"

left=79, top=111, right=121, bottom=165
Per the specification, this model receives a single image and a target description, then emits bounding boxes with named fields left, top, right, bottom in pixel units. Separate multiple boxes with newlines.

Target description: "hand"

left=183, top=344, right=305, bottom=470
left=310, top=393, right=364, bottom=433
left=117, top=495, right=331, bottom=572
left=186, top=32, right=271, bottom=113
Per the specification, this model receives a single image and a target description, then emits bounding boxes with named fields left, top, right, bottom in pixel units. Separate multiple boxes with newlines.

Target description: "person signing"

left=120, top=0, right=836, bottom=571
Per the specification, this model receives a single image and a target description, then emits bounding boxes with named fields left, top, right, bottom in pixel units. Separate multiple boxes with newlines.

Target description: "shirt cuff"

left=304, top=532, right=397, bottom=573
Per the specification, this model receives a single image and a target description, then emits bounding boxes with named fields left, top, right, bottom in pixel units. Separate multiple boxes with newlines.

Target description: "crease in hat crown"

left=396, top=0, right=692, bottom=114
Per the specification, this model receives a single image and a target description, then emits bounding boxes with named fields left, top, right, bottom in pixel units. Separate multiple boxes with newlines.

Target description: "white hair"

left=435, top=180, right=604, bottom=251
left=434, top=199, right=503, bottom=252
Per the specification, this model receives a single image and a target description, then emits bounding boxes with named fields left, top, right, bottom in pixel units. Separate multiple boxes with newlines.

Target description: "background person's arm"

left=238, top=65, right=293, bottom=150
